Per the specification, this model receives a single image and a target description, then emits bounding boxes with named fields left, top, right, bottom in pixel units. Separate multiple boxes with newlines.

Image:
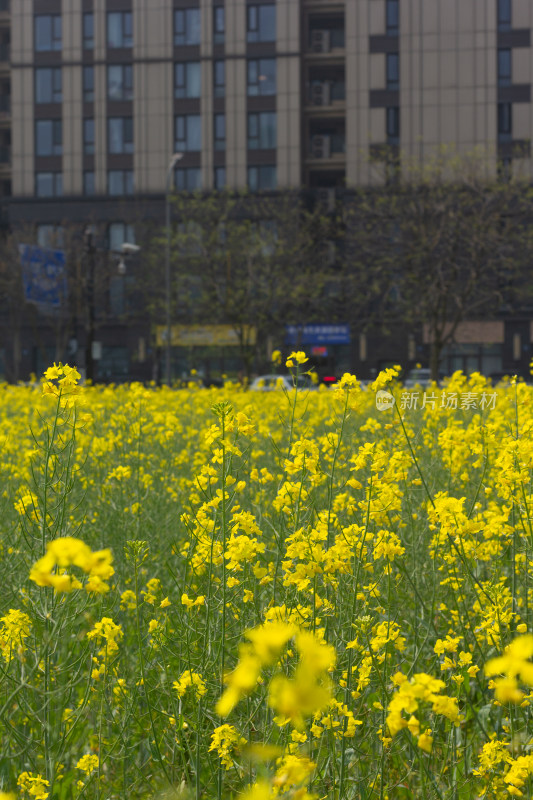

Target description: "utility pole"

left=84, top=226, right=96, bottom=383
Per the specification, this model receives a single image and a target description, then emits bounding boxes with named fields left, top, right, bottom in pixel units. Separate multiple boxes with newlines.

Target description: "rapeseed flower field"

left=1, top=359, right=533, bottom=799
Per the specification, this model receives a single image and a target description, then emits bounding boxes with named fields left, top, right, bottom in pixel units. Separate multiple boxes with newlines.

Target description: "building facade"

left=1, top=0, right=533, bottom=381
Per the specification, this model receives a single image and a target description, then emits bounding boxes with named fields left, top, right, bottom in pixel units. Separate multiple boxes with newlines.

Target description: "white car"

left=403, top=368, right=433, bottom=388
left=249, top=374, right=316, bottom=391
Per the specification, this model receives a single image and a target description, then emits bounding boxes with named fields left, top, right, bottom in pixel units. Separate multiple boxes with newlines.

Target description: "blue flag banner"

left=285, top=324, right=350, bottom=346
left=19, top=244, right=67, bottom=311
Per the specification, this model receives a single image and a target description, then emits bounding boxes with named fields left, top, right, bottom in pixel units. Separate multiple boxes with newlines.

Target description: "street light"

left=165, top=152, right=184, bottom=385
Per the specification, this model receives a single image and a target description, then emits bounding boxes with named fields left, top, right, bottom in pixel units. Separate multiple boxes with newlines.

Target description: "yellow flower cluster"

left=485, top=634, right=533, bottom=704
left=387, top=671, right=462, bottom=751
left=0, top=608, right=31, bottom=664
left=29, top=536, right=114, bottom=594
left=17, top=773, right=50, bottom=800
left=173, top=669, right=207, bottom=699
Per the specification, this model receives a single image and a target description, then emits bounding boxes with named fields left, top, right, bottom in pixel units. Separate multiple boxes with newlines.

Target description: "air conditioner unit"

left=317, top=188, right=336, bottom=212
left=311, top=81, right=331, bottom=106
left=311, top=134, right=331, bottom=159
left=310, top=29, right=330, bottom=53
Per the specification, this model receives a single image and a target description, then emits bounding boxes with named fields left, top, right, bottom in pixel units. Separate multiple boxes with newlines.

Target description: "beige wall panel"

left=513, top=103, right=530, bottom=139
left=11, top=67, right=34, bottom=196
left=440, top=106, right=457, bottom=144
left=513, top=0, right=532, bottom=29
left=369, top=1, right=385, bottom=36
left=439, top=0, right=457, bottom=33
left=439, top=51, right=457, bottom=88
left=63, top=66, right=83, bottom=194
left=345, top=0, right=362, bottom=187
left=276, top=56, right=300, bottom=188
left=225, top=58, right=246, bottom=188
left=458, top=50, right=475, bottom=86
left=422, top=52, right=438, bottom=88
left=277, top=0, right=299, bottom=52
left=513, top=48, right=531, bottom=83
left=422, top=34, right=439, bottom=51
left=369, top=54, right=385, bottom=90
left=458, top=2, right=475, bottom=31
left=226, top=0, right=246, bottom=55
left=94, top=64, right=107, bottom=194
left=94, top=0, right=106, bottom=61
left=11, top=0, right=34, bottom=64
left=474, top=48, right=496, bottom=85
left=201, top=58, right=214, bottom=189
left=368, top=107, right=384, bottom=143
left=134, top=0, right=172, bottom=60
left=458, top=105, right=475, bottom=143
left=134, top=62, right=173, bottom=193
left=200, top=0, right=213, bottom=58
left=423, top=107, right=439, bottom=143
left=422, top=0, right=438, bottom=34
left=62, top=0, right=82, bottom=61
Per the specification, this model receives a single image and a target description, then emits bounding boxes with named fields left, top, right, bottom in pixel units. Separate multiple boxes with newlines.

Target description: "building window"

left=386, top=0, right=399, bottom=35
left=84, top=118, right=95, bottom=154
left=107, top=12, right=133, bottom=48
left=36, top=172, right=63, bottom=197
left=498, top=102, right=512, bottom=141
left=175, top=114, right=201, bottom=151
left=36, top=119, right=62, bottom=156
left=214, top=60, right=225, bottom=97
left=108, top=65, right=133, bottom=101
left=108, top=169, right=134, bottom=195
left=35, top=15, right=62, bottom=52
left=109, top=222, right=135, bottom=250
left=248, top=165, right=276, bottom=191
left=214, top=6, right=225, bottom=44
left=248, top=112, right=276, bottom=149
left=108, top=117, right=133, bottom=154
left=386, top=53, right=399, bottom=90
left=247, top=59, right=276, bottom=95
left=386, top=107, right=400, bottom=144
left=175, top=167, right=202, bottom=191
left=498, top=0, right=511, bottom=32
left=498, top=156, right=512, bottom=182
left=174, top=9, right=201, bottom=46
left=83, top=13, right=94, bottom=49
left=83, top=66, right=94, bottom=102
left=214, top=166, right=226, bottom=189
left=175, top=62, right=201, bottom=98
left=214, top=113, right=226, bottom=150
left=498, top=49, right=511, bottom=86
left=37, top=224, right=64, bottom=248
left=247, top=4, right=276, bottom=43
left=84, top=171, right=95, bottom=195
left=35, top=68, right=62, bottom=103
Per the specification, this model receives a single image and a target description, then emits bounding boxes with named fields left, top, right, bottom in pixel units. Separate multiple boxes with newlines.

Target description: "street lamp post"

left=165, top=152, right=184, bottom=385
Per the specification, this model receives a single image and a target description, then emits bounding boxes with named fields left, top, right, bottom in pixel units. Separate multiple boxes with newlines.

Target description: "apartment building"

left=1, top=0, right=533, bottom=381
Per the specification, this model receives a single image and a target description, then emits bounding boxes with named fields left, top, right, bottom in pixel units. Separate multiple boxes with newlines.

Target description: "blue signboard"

left=285, top=324, right=350, bottom=346
left=19, top=244, right=67, bottom=311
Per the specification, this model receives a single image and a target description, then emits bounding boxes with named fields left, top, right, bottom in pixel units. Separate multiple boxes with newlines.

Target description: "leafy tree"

left=340, top=150, right=533, bottom=379
left=147, top=189, right=331, bottom=379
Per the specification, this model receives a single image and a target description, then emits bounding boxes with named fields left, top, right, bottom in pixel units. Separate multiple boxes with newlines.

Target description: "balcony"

left=306, top=21, right=344, bottom=57
left=307, top=79, right=345, bottom=110
left=307, top=132, right=345, bottom=163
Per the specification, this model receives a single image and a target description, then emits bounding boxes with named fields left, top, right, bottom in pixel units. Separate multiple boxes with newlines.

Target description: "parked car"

left=250, top=374, right=316, bottom=391
left=403, top=368, right=433, bottom=388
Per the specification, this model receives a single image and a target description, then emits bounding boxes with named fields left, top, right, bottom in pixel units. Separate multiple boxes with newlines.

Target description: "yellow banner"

left=156, top=324, right=256, bottom=347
